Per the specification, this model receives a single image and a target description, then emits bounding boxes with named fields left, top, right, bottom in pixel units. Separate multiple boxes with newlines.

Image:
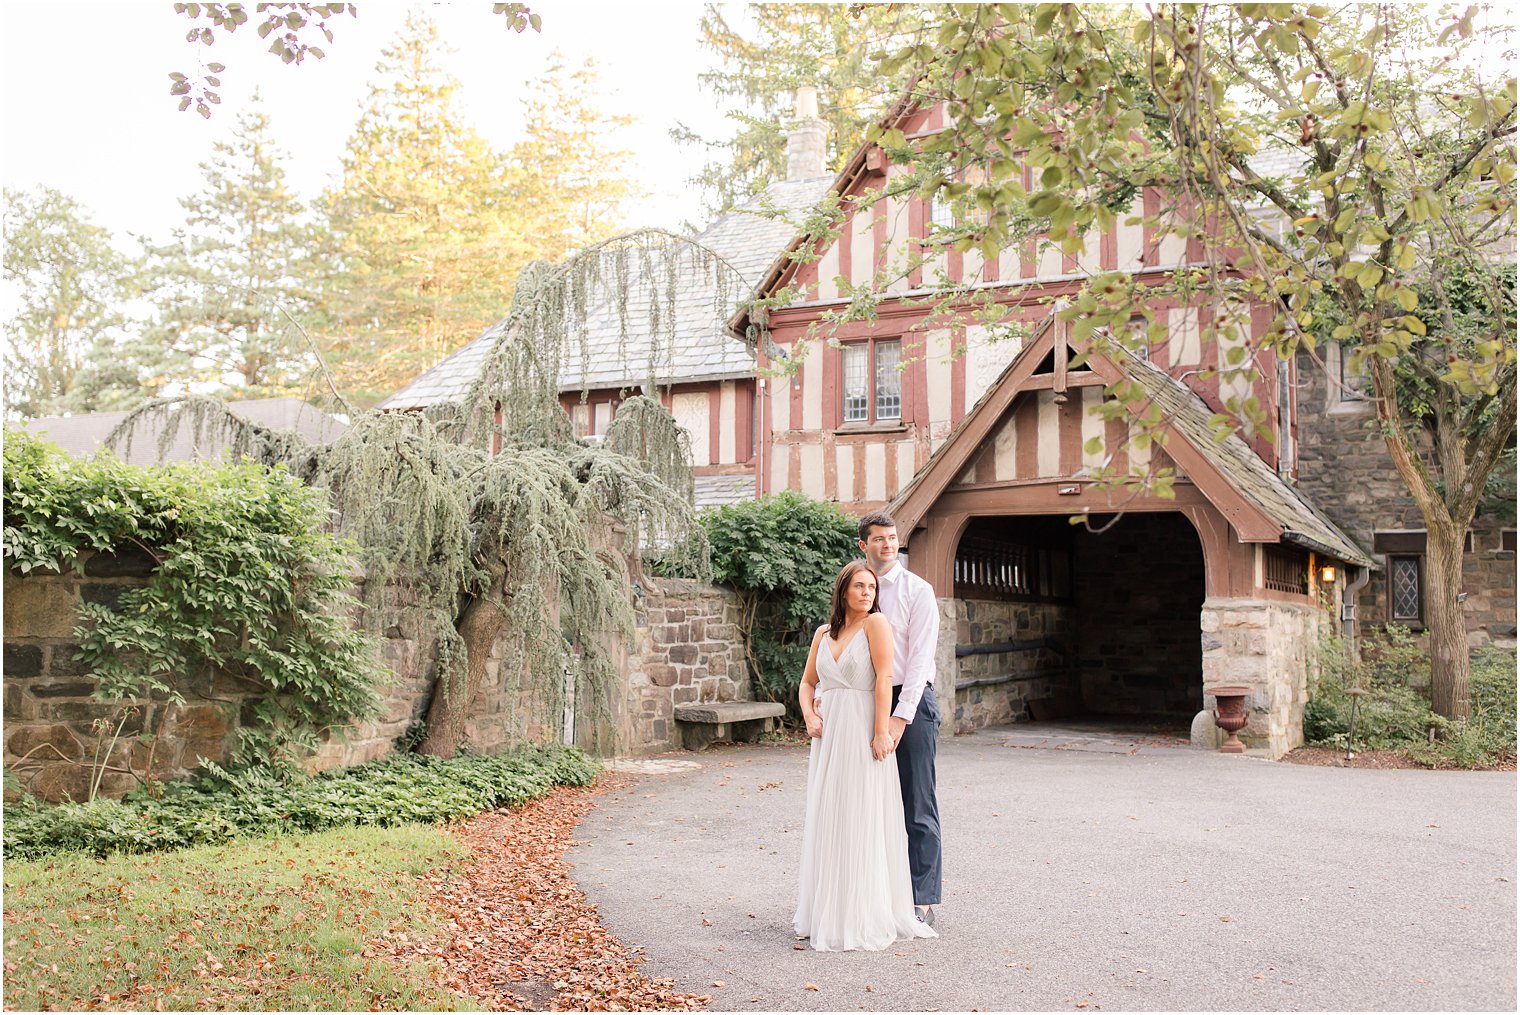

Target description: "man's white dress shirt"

left=875, top=559, right=940, bottom=724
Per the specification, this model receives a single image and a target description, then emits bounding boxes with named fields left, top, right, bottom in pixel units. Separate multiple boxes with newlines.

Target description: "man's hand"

left=888, top=716, right=909, bottom=748
left=805, top=708, right=824, bottom=739
left=871, top=731, right=895, bottom=761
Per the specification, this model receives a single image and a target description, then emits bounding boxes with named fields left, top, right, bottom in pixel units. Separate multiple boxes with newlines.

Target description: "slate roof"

left=381, top=176, right=836, bottom=410
left=693, top=473, right=756, bottom=510
left=17, top=397, right=348, bottom=466
left=1118, top=351, right=1376, bottom=567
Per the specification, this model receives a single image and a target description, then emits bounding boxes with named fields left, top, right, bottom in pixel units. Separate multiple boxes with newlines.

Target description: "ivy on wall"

left=3, top=430, right=382, bottom=765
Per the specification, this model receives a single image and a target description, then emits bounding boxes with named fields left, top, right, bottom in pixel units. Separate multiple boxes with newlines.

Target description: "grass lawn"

left=3, top=823, right=479, bottom=1011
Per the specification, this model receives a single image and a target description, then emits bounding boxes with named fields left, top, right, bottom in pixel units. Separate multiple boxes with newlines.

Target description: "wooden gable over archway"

left=888, top=316, right=1373, bottom=595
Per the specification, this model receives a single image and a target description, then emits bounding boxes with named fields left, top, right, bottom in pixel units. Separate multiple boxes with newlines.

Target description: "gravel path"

left=568, top=727, right=1517, bottom=1012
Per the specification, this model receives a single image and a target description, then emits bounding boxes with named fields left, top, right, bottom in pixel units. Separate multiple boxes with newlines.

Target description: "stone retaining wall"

left=1200, top=597, right=1329, bottom=758
left=5, top=556, right=753, bottom=799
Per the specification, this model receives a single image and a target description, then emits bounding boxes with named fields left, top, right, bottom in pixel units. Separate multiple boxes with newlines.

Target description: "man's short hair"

left=858, top=511, right=898, bottom=541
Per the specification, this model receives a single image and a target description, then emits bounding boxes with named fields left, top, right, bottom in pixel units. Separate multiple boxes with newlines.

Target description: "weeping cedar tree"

left=108, top=228, right=741, bottom=758
left=852, top=3, right=1515, bottom=720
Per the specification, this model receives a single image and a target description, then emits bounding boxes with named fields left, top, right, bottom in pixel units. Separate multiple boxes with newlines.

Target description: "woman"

left=792, top=560, right=938, bottom=951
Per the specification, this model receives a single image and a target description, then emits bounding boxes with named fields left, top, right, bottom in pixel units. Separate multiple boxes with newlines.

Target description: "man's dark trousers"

left=892, top=683, right=942, bottom=906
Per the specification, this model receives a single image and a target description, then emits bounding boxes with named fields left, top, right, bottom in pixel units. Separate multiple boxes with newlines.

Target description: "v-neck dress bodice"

left=816, top=628, right=873, bottom=693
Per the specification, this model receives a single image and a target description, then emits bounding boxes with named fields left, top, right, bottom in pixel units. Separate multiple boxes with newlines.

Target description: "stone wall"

left=6, top=558, right=761, bottom=797
left=1294, top=350, right=1515, bottom=648
left=1071, top=514, right=1207, bottom=716
left=619, top=576, right=748, bottom=753
left=1200, top=597, right=1329, bottom=758
left=950, top=598, right=1074, bottom=731
left=3, top=552, right=445, bottom=801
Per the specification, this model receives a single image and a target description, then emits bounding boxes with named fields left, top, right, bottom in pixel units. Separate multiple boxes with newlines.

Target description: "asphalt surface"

left=566, top=724, right=1517, bottom=1012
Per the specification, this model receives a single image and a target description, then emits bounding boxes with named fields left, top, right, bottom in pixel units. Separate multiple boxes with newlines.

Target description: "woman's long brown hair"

left=827, top=559, right=880, bottom=640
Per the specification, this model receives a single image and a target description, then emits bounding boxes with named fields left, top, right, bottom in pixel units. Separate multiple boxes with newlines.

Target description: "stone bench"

left=674, top=701, right=786, bottom=751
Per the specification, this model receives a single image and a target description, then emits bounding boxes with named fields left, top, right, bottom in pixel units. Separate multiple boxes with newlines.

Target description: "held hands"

left=804, top=707, right=824, bottom=739
left=871, top=731, right=895, bottom=761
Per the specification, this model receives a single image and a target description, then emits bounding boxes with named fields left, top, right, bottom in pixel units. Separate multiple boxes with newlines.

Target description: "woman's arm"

left=865, top=613, right=896, bottom=760
left=799, top=625, right=827, bottom=739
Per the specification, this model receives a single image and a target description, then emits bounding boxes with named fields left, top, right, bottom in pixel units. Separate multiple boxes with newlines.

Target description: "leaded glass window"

left=842, top=345, right=869, bottom=422
left=1390, top=556, right=1422, bottom=622
left=840, top=339, right=902, bottom=425
left=875, top=340, right=901, bottom=420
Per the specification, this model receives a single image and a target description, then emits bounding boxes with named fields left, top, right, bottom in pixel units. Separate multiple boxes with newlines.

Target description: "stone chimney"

left=786, top=85, right=828, bottom=181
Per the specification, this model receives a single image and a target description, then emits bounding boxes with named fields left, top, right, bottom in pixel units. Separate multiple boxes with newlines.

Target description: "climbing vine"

left=2, top=431, right=382, bottom=768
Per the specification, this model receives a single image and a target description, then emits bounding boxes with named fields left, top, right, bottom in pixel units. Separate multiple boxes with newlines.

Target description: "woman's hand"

left=871, top=731, right=895, bottom=761
left=805, top=708, right=824, bottom=739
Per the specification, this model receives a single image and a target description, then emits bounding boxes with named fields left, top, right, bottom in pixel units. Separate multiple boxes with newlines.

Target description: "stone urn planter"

left=1205, top=685, right=1251, bottom=754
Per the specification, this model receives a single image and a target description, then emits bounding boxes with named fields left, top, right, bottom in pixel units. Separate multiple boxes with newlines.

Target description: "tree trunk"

left=1424, top=520, right=1471, bottom=720
left=416, top=571, right=511, bottom=759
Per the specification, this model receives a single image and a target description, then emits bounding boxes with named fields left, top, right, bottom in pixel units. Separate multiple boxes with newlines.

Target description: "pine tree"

left=142, top=96, right=323, bottom=397
left=507, top=55, right=644, bottom=264
left=2, top=187, right=142, bottom=418
left=322, top=10, right=537, bottom=405
left=674, top=3, right=917, bottom=214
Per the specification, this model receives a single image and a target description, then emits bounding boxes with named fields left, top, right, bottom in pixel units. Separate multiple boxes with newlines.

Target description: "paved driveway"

left=567, top=727, right=1516, bottom=1012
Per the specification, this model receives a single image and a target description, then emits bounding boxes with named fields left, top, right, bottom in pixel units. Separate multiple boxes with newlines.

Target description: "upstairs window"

left=570, top=399, right=617, bottom=439
left=841, top=338, right=902, bottom=425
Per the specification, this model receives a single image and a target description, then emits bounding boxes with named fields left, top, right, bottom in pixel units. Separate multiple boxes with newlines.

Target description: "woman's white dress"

left=793, top=628, right=938, bottom=951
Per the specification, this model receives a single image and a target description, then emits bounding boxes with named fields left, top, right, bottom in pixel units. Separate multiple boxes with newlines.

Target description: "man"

left=857, top=510, right=942, bottom=926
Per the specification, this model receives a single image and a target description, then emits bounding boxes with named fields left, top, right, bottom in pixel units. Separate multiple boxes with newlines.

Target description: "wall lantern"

left=1319, top=563, right=1337, bottom=584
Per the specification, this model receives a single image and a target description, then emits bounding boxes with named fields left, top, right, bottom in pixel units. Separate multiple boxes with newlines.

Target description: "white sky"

left=0, top=1, right=741, bottom=244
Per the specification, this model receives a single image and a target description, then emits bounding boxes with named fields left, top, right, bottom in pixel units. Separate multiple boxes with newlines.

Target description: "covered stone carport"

left=890, top=324, right=1374, bottom=757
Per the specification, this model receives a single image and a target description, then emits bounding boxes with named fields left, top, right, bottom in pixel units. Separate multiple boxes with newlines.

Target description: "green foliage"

left=678, top=3, right=916, bottom=216
left=1306, top=626, right=1515, bottom=766
left=1408, top=648, right=1519, bottom=768
left=3, top=742, right=598, bottom=860
left=320, top=15, right=641, bottom=405
left=2, top=186, right=145, bottom=417
left=690, top=492, right=859, bottom=714
left=1306, top=625, right=1438, bottom=750
left=1, top=429, right=381, bottom=765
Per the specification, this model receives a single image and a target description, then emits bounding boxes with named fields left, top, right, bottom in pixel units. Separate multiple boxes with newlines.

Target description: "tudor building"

left=728, top=94, right=1501, bottom=758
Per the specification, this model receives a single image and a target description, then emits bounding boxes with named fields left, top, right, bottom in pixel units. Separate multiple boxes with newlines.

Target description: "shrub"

left=1306, top=625, right=1516, bottom=767
left=677, top=492, right=860, bottom=718
left=2, top=742, right=599, bottom=860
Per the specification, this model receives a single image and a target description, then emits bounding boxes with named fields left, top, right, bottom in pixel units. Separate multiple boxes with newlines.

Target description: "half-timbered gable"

left=741, top=98, right=1294, bottom=512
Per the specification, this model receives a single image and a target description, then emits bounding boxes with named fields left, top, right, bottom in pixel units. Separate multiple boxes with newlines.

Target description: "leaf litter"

left=378, top=775, right=709, bottom=1011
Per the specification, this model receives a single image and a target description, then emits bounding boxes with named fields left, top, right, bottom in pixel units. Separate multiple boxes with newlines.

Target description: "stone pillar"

left=1199, top=596, right=1329, bottom=758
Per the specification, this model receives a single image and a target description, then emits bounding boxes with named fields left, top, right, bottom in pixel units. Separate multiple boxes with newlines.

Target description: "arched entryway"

left=945, top=512, right=1205, bottom=736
